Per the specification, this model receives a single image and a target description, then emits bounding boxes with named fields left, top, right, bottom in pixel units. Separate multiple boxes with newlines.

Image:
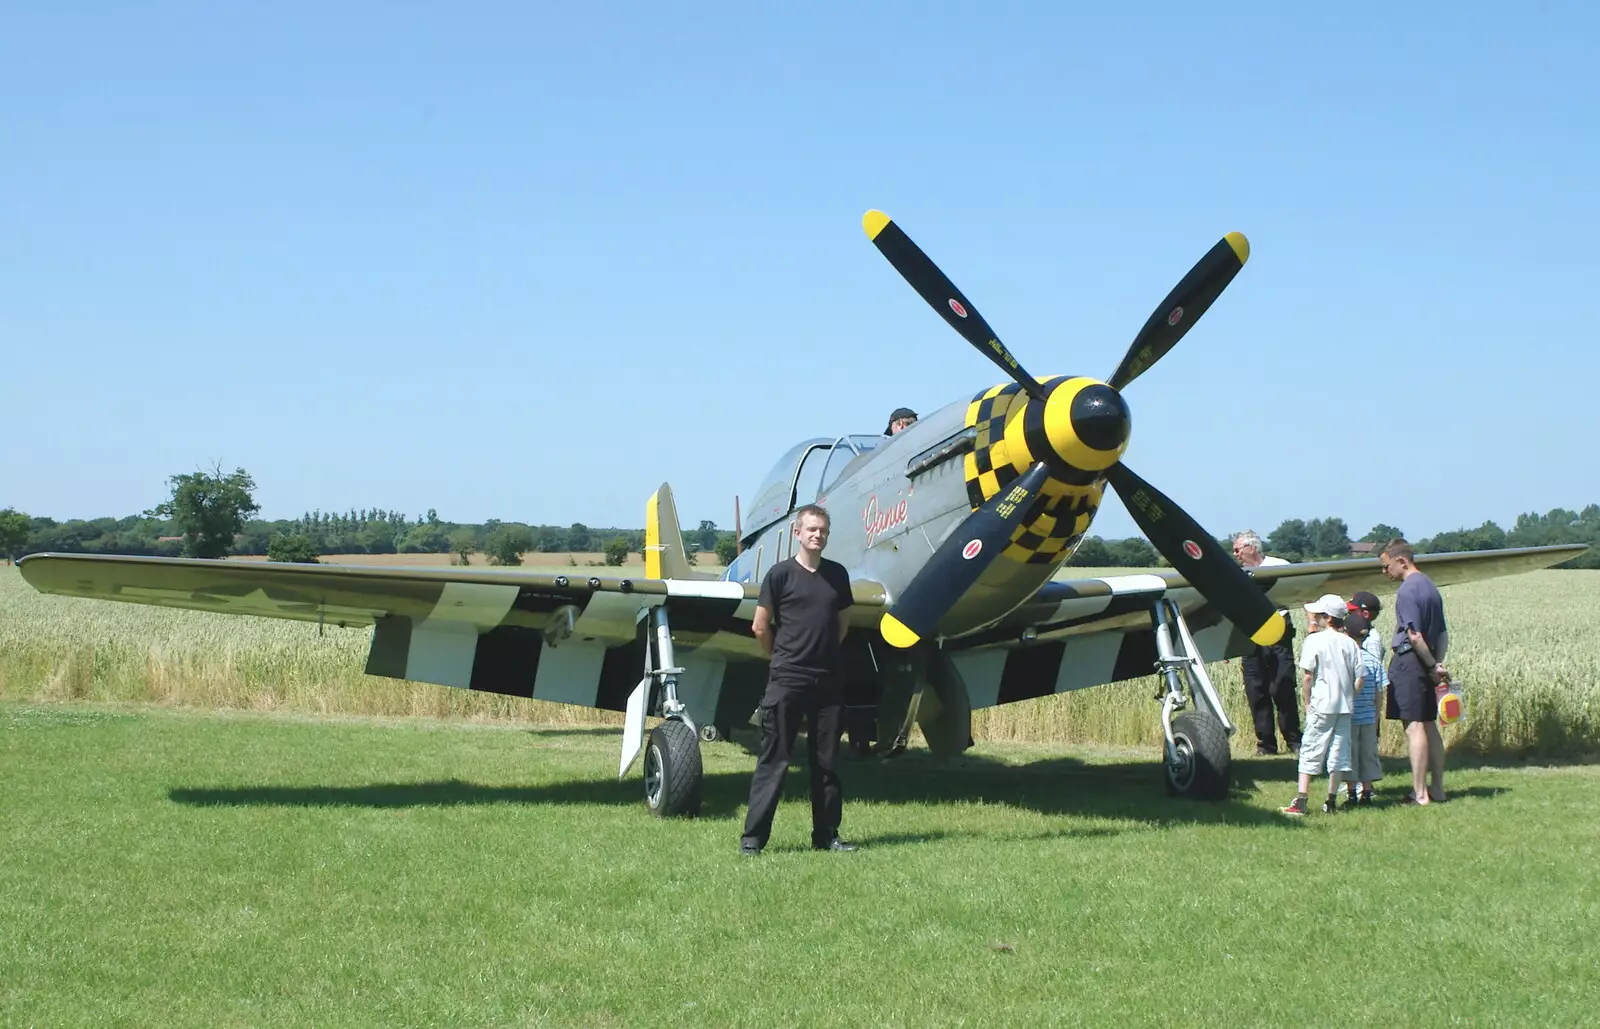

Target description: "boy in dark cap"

left=1342, top=610, right=1386, bottom=805
left=884, top=407, right=918, bottom=435
left=1347, top=590, right=1386, bottom=688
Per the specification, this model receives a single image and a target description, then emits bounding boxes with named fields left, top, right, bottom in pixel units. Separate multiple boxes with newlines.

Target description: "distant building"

left=1349, top=541, right=1376, bottom=557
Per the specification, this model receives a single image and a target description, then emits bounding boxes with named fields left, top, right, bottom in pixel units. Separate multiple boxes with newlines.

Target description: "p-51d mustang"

left=21, top=210, right=1585, bottom=816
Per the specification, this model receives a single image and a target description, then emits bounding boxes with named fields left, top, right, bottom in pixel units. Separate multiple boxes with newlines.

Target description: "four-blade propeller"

left=863, top=209, right=1284, bottom=650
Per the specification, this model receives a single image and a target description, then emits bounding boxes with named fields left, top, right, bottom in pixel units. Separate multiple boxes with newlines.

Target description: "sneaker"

left=1358, top=790, right=1374, bottom=806
left=740, top=841, right=763, bottom=857
left=1341, top=792, right=1361, bottom=810
left=1322, top=797, right=1338, bottom=814
left=1280, top=796, right=1309, bottom=816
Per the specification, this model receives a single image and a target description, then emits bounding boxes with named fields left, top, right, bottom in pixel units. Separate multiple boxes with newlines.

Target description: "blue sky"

left=4, top=2, right=1596, bottom=542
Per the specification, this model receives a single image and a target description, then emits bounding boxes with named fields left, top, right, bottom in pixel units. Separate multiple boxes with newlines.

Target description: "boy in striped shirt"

left=1342, top=610, right=1386, bottom=806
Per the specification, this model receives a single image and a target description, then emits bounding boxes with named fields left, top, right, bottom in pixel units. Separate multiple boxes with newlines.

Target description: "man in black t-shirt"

left=740, top=503, right=857, bottom=856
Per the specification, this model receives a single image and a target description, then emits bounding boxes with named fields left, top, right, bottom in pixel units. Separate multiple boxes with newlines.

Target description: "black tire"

left=644, top=720, right=703, bottom=817
left=1164, top=711, right=1231, bottom=800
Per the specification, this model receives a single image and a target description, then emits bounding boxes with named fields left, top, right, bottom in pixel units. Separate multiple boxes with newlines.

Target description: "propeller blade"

left=880, top=461, right=1053, bottom=649
left=863, top=209, right=1048, bottom=400
left=1106, top=233, right=1250, bottom=391
left=1104, top=462, right=1286, bottom=646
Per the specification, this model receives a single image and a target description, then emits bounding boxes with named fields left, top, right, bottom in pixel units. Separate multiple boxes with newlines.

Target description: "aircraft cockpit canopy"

left=741, top=434, right=886, bottom=540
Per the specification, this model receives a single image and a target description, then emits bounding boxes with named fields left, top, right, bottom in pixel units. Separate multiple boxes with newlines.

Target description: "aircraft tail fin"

left=646, top=483, right=715, bottom=580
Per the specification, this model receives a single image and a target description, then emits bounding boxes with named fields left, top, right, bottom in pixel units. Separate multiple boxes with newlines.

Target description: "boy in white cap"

left=1281, top=594, right=1365, bottom=815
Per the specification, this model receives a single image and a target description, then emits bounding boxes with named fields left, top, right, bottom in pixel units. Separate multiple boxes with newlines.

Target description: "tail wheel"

left=1165, top=711, right=1231, bottom=800
left=644, top=720, right=703, bottom=817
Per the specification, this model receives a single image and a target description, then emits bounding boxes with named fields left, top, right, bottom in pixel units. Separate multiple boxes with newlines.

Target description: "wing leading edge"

left=942, top=545, right=1586, bottom=710
left=18, top=553, right=888, bottom=716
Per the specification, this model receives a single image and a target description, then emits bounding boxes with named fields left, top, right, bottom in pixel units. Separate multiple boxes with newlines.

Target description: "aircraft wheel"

left=698, top=723, right=724, bottom=744
left=1164, top=711, right=1230, bottom=800
left=644, top=720, right=703, bottom=817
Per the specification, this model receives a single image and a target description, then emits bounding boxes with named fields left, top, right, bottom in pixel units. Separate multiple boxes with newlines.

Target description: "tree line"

left=2, top=466, right=1596, bottom=570
left=0, top=467, right=738, bottom=568
left=1242, top=511, right=1599, bottom=568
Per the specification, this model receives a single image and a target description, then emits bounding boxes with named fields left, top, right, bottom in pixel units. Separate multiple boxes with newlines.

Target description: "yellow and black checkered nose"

left=959, top=375, right=1130, bottom=565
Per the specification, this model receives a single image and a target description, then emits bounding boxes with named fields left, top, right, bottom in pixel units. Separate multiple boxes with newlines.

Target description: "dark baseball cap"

left=1344, top=610, right=1372, bottom=637
left=1348, top=591, right=1381, bottom=616
left=884, top=407, right=918, bottom=432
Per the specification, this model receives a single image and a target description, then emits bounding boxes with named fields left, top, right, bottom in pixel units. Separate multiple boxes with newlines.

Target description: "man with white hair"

left=1232, top=530, right=1302, bottom=755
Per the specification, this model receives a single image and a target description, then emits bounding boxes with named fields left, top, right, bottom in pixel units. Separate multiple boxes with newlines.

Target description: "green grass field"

left=3, top=702, right=1597, bottom=1027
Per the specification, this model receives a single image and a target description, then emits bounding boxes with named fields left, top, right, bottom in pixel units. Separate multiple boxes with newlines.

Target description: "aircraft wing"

left=18, top=553, right=888, bottom=708
left=940, top=545, right=1585, bottom=710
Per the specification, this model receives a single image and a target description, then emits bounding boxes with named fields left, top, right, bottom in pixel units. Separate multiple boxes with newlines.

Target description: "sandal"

left=1404, top=791, right=1431, bottom=806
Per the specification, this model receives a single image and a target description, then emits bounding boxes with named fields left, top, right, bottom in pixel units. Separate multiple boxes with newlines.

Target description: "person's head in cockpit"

left=884, top=407, right=918, bottom=435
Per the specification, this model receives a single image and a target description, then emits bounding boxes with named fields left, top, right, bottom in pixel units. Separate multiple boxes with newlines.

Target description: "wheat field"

left=2, top=563, right=1595, bottom=758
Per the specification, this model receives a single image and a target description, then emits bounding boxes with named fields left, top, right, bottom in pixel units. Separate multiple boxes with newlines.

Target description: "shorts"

left=1351, top=721, right=1383, bottom=783
left=1298, top=712, right=1353, bottom=778
left=1386, top=652, right=1437, bottom=723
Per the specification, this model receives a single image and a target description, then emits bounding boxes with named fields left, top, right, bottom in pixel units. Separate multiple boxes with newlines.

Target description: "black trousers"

left=1240, top=631, right=1302, bottom=752
left=741, top=688, right=844, bottom=848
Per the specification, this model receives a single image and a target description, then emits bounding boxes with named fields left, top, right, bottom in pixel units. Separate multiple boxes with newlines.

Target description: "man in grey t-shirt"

left=1381, top=539, right=1449, bottom=804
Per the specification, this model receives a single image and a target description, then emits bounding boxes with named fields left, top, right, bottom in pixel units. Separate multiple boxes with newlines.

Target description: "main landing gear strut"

left=620, top=605, right=704, bottom=817
left=1151, top=598, right=1234, bottom=800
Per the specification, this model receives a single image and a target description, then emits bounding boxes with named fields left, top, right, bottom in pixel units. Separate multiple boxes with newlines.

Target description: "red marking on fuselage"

left=862, top=494, right=909, bottom=547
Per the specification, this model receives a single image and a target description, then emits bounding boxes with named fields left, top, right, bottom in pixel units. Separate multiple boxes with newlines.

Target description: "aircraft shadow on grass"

left=165, top=738, right=1511, bottom=832
left=517, top=726, right=625, bottom=738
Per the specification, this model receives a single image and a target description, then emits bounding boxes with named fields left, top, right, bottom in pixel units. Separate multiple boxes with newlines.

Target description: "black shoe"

left=813, top=837, right=858, bottom=852
left=1322, top=797, right=1338, bottom=814
left=1255, top=745, right=1277, bottom=757
left=740, top=842, right=763, bottom=857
